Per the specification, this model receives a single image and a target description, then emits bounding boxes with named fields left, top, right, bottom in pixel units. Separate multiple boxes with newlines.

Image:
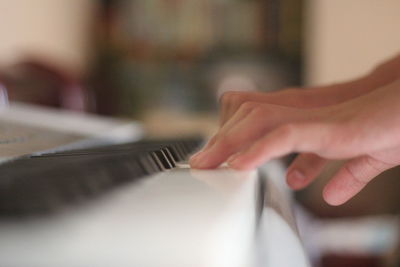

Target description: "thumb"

left=323, top=155, right=393, bottom=206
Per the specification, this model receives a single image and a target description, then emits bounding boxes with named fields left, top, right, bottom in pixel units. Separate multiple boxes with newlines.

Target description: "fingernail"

left=227, top=154, right=242, bottom=167
left=287, top=169, right=306, bottom=181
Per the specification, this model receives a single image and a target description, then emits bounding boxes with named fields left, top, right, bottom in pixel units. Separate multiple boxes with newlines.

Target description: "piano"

left=0, top=103, right=310, bottom=267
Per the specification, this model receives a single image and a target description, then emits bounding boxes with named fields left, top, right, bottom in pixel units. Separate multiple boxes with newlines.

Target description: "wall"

left=0, top=0, right=96, bottom=75
left=304, top=0, right=400, bottom=85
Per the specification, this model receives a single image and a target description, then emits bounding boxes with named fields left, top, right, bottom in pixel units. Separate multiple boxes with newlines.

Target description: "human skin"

left=219, top=53, right=400, bottom=126
left=190, top=54, right=400, bottom=206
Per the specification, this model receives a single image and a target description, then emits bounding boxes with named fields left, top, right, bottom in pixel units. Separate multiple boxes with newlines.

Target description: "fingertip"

left=189, top=149, right=226, bottom=169
left=190, top=158, right=219, bottom=169
left=286, top=169, right=307, bottom=190
left=189, top=151, right=202, bottom=162
left=322, top=185, right=346, bottom=206
left=190, top=161, right=219, bottom=169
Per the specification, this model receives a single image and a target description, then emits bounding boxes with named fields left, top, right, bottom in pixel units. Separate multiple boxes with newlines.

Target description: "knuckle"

left=321, top=122, right=350, bottom=151
left=220, top=91, right=234, bottom=104
left=278, top=123, right=296, bottom=137
left=344, top=163, right=367, bottom=186
left=239, top=101, right=258, bottom=112
left=220, top=91, right=244, bottom=105
left=251, top=104, right=276, bottom=117
left=251, top=104, right=266, bottom=115
left=364, top=156, right=389, bottom=173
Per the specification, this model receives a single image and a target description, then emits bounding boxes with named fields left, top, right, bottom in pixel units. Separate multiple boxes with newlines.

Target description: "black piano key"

left=0, top=137, right=203, bottom=216
left=150, top=151, right=166, bottom=171
left=161, top=148, right=176, bottom=168
left=154, top=150, right=173, bottom=170
left=164, top=146, right=180, bottom=162
left=172, top=144, right=186, bottom=161
left=137, top=154, right=159, bottom=174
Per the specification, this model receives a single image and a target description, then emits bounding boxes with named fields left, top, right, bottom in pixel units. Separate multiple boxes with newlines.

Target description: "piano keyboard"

left=0, top=137, right=202, bottom=215
left=0, top=137, right=310, bottom=267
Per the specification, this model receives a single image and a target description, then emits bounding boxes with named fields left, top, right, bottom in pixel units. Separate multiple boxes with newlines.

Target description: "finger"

left=219, top=91, right=244, bottom=126
left=189, top=136, right=216, bottom=163
left=286, top=153, right=329, bottom=190
left=191, top=106, right=273, bottom=168
left=224, top=93, right=268, bottom=125
left=190, top=103, right=255, bottom=165
left=219, top=92, right=262, bottom=126
left=225, top=101, right=238, bottom=126
left=219, top=102, right=255, bottom=136
left=190, top=118, right=263, bottom=169
left=226, top=96, right=250, bottom=126
left=219, top=95, right=231, bottom=126
left=192, top=134, right=217, bottom=155
left=228, top=123, right=330, bottom=170
left=322, top=155, right=393, bottom=206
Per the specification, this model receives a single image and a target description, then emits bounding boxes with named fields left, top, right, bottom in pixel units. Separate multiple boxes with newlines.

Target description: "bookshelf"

left=88, top=0, right=304, bottom=117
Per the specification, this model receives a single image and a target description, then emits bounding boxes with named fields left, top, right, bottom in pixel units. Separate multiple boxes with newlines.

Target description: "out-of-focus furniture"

left=0, top=59, right=90, bottom=111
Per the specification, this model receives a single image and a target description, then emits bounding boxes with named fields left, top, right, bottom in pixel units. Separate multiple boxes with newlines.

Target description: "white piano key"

left=0, top=167, right=260, bottom=267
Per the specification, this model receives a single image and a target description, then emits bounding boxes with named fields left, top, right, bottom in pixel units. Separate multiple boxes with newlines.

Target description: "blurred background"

left=0, top=0, right=304, bottom=135
left=0, top=0, right=399, bottom=266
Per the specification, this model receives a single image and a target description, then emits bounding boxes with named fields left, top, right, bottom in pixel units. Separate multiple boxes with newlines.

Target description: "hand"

left=192, top=53, right=400, bottom=205
left=219, top=53, right=400, bottom=125
left=190, top=80, right=400, bottom=205
left=195, top=72, right=383, bottom=202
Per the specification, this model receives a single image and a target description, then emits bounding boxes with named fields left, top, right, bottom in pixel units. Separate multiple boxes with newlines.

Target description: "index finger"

left=228, top=123, right=335, bottom=170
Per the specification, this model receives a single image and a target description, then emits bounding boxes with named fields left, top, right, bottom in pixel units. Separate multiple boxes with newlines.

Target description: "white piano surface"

left=0, top=162, right=309, bottom=267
